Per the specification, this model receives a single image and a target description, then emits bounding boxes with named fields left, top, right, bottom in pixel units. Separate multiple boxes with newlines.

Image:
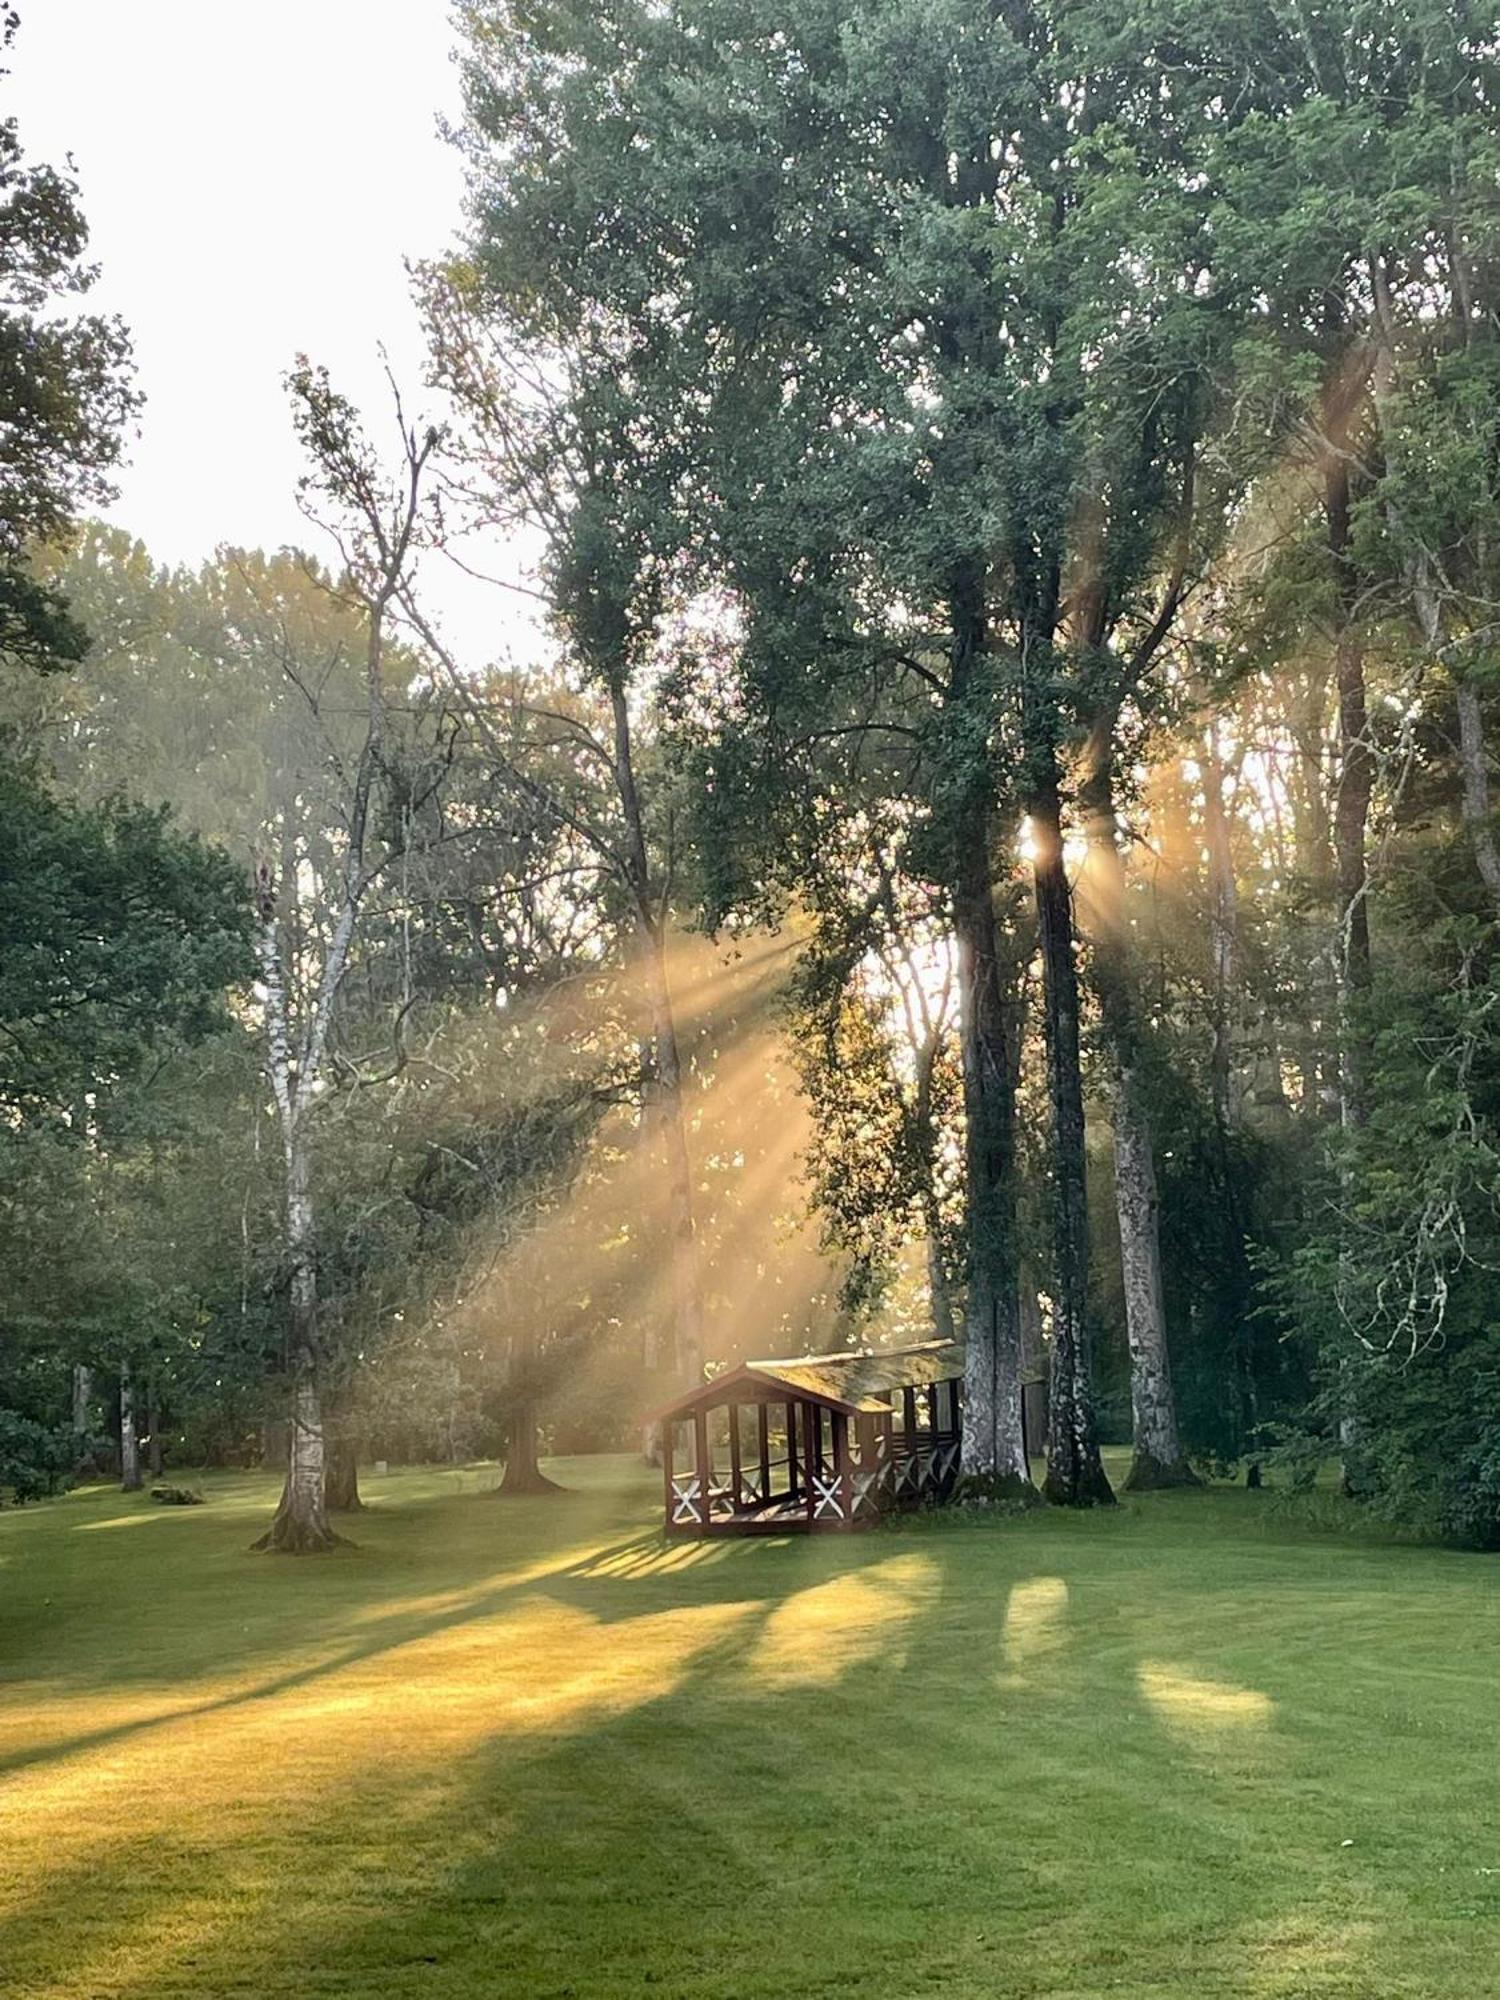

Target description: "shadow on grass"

left=3, top=1463, right=1496, bottom=1999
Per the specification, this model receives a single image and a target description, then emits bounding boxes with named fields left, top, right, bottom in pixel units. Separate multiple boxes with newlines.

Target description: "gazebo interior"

left=655, top=1339, right=964, bottom=1535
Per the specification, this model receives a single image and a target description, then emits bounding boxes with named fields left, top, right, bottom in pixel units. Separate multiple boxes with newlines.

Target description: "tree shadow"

left=5, top=1476, right=1495, bottom=1999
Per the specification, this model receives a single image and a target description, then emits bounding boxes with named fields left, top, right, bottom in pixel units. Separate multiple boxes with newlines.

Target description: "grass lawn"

left=2, top=1455, right=1497, bottom=1999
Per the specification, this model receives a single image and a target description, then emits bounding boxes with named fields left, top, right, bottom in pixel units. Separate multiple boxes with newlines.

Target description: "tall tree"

left=250, top=367, right=445, bottom=1553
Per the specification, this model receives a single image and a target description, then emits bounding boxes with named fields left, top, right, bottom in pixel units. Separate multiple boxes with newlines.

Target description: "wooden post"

left=694, top=1407, right=711, bottom=1534
left=803, top=1400, right=821, bottom=1526
left=757, top=1402, right=770, bottom=1503
left=832, top=1410, right=851, bottom=1529
left=663, top=1417, right=676, bottom=1531
left=903, top=1385, right=918, bottom=1440
left=925, top=1383, right=939, bottom=1433
left=786, top=1399, right=800, bottom=1500
left=728, top=1402, right=743, bottom=1512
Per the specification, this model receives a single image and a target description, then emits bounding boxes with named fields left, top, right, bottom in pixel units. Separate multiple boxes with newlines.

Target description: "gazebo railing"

left=664, top=1383, right=963, bottom=1534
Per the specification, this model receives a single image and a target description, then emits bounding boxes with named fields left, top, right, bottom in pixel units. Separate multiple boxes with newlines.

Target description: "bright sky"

left=11, top=3, right=526, bottom=656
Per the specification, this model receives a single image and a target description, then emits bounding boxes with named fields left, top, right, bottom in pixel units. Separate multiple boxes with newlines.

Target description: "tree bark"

left=1455, top=679, right=1500, bottom=919
left=1201, top=727, right=1241, bottom=1132
left=1113, top=1067, right=1197, bottom=1488
left=1325, top=446, right=1374, bottom=1130
left=945, top=562, right=1034, bottom=1499
left=252, top=1121, right=341, bottom=1553
left=498, top=1398, right=563, bottom=1495
left=325, top=1425, right=363, bottom=1512
left=1080, top=733, right=1196, bottom=1491
left=953, top=831, right=1034, bottom=1497
left=145, top=1375, right=164, bottom=1479
left=71, top=1363, right=94, bottom=1473
left=119, top=1360, right=142, bottom=1492
left=1032, top=763, right=1115, bottom=1508
left=925, top=1211, right=956, bottom=1344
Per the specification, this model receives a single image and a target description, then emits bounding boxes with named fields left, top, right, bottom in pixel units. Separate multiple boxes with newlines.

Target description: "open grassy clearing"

left=2, top=1455, right=1497, bottom=2000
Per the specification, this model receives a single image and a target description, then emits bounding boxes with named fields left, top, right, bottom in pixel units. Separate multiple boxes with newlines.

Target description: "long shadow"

left=7, top=1481, right=1496, bottom=1998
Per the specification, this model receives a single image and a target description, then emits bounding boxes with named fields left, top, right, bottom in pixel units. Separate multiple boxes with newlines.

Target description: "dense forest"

left=6, top=0, right=1500, bottom=1553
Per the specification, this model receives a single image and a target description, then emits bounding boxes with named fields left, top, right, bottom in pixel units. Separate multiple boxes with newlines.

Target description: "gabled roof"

left=650, top=1339, right=963, bottom=1422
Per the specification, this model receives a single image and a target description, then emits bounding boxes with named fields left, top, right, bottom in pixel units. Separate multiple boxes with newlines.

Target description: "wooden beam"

left=758, top=1403, right=770, bottom=1500
left=786, top=1399, right=799, bottom=1500
left=831, top=1410, right=851, bottom=1531
left=663, top=1418, right=676, bottom=1533
left=728, top=1402, right=743, bottom=1511
left=803, top=1399, right=820, bottom=1526
left=694, top=1407, right=711, bottom=1534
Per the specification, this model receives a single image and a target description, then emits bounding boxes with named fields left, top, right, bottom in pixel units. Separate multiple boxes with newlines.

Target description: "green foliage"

left=0, top=1407, right=72, bottom=1504
left=0, top=757, right=253, bottom=1121
left=0, top=51, right=136, bottom=672
left=1271, top=933, right=1500, bottom=1545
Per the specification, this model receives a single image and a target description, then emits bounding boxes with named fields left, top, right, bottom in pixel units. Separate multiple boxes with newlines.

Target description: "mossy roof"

left=651, top=1339, right=963, bottom=1420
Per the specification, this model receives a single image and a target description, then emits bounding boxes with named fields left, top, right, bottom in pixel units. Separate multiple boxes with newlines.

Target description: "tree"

left=249, top=365, right=447, bottom=1552
left=0, top=11, right=136, bottom=673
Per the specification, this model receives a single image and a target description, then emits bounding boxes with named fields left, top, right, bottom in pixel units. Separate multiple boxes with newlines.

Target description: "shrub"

left=0, top=1409, right=74, bottom=1505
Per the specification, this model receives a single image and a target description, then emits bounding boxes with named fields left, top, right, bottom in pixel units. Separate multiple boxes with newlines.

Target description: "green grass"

left=2, top=1453, right=1497, bottom=1999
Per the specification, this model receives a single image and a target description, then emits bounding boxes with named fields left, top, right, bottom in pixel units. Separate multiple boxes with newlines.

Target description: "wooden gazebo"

left=653, top=1339, right=964, bottom=1536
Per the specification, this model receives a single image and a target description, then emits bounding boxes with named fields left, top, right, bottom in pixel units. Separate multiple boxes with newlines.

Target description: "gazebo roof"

left=650, top=1338, right=963, bottom=1421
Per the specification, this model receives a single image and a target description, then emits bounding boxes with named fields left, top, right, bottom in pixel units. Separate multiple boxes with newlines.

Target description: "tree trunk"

left=1326, top=445, right=1374, bottom=1127
left=944, top=556, right=1034, bottom=1500
left=1113, top=1068, right=1198, bottom=1488
left=1325, top=401, right=1374, bottom=1490
left=1201, top=727, right=1241, bottom=1131
left=146, top=1375, right=164, bottom=1479
left=953, top=837, right=1034, bottom=1498
left=119, top=1361, right=142, bottom=1492
left=498, top=1399, right=563, bottom=1495
left=71, top=1363, right=94, bottom=1473
left=1032, top=766, right=1115, bottom=1508
left=325, top=1426, right=363, bottom=1511
left=253, top=1131, right=342, bottom=1553
left=1455, top=678, right=1500, bottom=919
left=1080, top=735, right=1196, bottom=1491
left=926, top=1215, right=956, bottom=1344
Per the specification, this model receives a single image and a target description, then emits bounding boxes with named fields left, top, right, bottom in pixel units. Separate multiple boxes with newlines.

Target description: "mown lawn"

left=1, top=1453, right=1497, bottom=1999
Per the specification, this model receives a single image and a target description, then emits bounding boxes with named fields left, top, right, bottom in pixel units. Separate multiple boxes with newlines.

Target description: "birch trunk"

left=119, top=1361, right=142, bottom=1492
left=254, top=1123, right=341, bottom=1551
left=251, top=892, right=342, bottom=1553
